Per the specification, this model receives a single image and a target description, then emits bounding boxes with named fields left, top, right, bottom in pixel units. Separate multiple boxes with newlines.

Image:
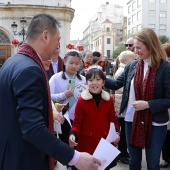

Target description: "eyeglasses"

left=125, top=44, right=134, bottom=47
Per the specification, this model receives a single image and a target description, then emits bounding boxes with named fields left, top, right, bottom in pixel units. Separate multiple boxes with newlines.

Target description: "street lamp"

left=11, top=17, right=27, bottom=42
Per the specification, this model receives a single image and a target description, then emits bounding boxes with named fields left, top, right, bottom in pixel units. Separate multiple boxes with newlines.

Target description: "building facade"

left=0, top=0, right=74, bottom=66
left=82, top=2, right=124, bottom=58
left=127, top=0, right=170, bottom=37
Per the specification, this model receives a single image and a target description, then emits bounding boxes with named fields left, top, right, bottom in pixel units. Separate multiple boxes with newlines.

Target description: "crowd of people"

left=0, top=13, right=170, bottom=170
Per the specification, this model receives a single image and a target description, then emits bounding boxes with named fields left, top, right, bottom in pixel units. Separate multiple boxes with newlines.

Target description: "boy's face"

left=87, top=74, right=105, bottom=94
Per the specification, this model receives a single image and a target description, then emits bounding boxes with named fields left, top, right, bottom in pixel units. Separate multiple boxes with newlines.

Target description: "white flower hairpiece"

left=86, top=65, right=103, bottom=72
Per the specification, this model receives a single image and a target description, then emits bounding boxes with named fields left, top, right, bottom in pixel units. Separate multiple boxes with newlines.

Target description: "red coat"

left=71, top=89, right=119, bottom=155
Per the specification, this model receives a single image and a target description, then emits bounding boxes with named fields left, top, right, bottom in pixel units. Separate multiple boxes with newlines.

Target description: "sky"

left=70, top=0, right=128, bottom=40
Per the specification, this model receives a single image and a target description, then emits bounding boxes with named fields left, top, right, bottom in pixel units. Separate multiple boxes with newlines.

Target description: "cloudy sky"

left=70, top=0, right=128, bottom=40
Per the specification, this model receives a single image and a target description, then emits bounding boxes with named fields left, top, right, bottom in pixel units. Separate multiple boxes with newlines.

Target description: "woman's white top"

left=124, top=59, right=169, bottom=126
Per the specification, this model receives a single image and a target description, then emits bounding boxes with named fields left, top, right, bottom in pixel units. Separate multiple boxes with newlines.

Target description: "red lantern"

left=66, top=44, right=74, bottom=50
left=77, top=45, right=84, bottom=51
left=12, top=39, right=19, bottom=47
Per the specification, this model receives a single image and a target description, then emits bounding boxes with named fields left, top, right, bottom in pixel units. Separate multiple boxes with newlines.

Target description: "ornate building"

left=0, top=0, right=74, bottom=66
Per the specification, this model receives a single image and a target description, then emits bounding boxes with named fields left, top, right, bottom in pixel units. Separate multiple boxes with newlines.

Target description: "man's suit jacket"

left=0, top=54, right=74, bottom=170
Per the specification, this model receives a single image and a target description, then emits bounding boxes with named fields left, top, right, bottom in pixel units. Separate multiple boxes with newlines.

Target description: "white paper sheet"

left=106, top=123, right=118, bottom=143
left=93, top=138, right=120, bottom=170
left=54, top=120, right=62, bottom=134
left=51, top=101, right=62, bottom=134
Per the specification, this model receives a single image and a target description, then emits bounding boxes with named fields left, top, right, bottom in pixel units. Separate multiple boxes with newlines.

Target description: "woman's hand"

left=53, top=111, right=64, bottom=124
left=113, top=135, right=120, bottom=145
left=132, top=100, right=149, bottom=111
left=69, top=134, right=78, bottom=148
left=56, top=103, right=66, bottom=112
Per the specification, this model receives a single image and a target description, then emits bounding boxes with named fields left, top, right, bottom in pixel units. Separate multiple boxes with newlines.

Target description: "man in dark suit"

left=0, top=13, right=100, bottom=170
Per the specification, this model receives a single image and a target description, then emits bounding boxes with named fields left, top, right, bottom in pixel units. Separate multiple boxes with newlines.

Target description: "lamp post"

left=11, top=17, right=27, bottom=42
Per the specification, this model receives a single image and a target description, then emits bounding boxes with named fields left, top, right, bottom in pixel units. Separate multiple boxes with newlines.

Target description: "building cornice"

left=0, top=4, right=75, bottom=22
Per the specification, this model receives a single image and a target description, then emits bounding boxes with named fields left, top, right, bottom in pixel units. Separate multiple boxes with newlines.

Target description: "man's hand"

left=75, top=152, right=101, bottom=170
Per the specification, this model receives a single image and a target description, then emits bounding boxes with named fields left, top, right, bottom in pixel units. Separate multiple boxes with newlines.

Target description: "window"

left=128, top=5, right=131, bottom=13
left=160, top=0, right=166, bottom=3
left=148, top=24, right=155, bottom=30
left=0, top=50, right=7, bottom=56
left=132, top=1, right=136, bottom=10
left=0, top=31, right=10, bottom=44
left=149, top=0, right=155, bottom=2
left=107, top=50, right=111, bottom=58
left=132, top=14, right=136, bottom=23
left=107, top=38, right=111, bottom=44
left=160, top=25, right=166, bottom=31
left=128, top=18, right=131, bottom=25
left=128, top=30, right=131, bottom=35
left=137, top=25, right=142, bottom=31
left=149, top=10, right=156, bottom=17
left=117, top=29, right=123, bottom=36
left=106, top=27, right=110, bottom=32
left=160, top=11, right=166, bottom=18
left=137, top=10, right=141, bottom=20
left=137, top=0, right=142, bottom=6
left=132, top=27, right=136, bottom=33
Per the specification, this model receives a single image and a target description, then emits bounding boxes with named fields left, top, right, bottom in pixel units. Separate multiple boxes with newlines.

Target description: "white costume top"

left=49, top=71, right=86, bottom=120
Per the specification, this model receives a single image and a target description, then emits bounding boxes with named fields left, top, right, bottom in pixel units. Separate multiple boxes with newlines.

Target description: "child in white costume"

left=49, top=51, right=86, bottom=145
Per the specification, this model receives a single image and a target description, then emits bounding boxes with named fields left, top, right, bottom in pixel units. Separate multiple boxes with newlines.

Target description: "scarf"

left=18, top=43, right=55, bottom=170
left=130, top=59, right=157, bottom=147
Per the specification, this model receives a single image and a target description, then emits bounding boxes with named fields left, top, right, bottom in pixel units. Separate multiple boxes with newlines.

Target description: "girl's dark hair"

left=62, top=51, right=82, bottom=80
left=86, top=68, right=105, bottom=81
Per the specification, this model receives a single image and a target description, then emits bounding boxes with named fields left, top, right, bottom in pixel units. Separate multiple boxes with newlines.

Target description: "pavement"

left=55, top=151, right=170, bottom=170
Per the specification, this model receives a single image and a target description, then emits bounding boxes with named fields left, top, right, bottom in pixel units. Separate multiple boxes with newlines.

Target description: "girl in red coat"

left=69, top=65, right=119, bottom=170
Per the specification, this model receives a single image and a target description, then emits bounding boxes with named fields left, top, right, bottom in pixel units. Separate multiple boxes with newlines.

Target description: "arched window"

left=0, top=31, right=10, bottom=44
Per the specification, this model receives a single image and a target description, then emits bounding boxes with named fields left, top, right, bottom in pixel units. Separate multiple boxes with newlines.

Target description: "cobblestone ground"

left=55, top=150, right=169, bottom=170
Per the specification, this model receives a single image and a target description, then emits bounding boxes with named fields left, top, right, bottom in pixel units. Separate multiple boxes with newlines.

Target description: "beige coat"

left=114, top=63, right=126, bottom=117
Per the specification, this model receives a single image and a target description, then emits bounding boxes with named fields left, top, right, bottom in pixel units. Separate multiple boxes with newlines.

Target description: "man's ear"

left=41, top=30, right=48, bottom=43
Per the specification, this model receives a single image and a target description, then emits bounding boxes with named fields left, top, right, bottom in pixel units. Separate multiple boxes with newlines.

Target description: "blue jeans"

left=125, top=122, right=167, bottom=170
